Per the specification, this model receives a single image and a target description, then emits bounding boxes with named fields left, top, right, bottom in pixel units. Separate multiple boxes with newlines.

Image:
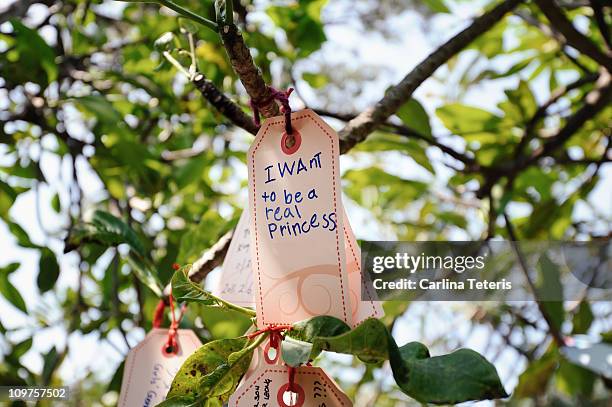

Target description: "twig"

left=534, top=0, right=612, bottom=69
left=219, top=24, right=280, bottom=118
left=337, top=0, right=524, bottom=153
left=503, top=212, right=565, bottom=347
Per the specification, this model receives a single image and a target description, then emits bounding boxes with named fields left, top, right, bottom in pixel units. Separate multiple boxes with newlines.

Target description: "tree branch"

left=338, top=0, right=524, bottom=153
left=534, top=0, right=612, bottom=69
left=314, top=108, right=478, bottom=166
left=514, top=72, right=599, bottom=158
left=192, top=73, right=258, bottom=134
left=220, top=24, right=280, bottom=118
left=163, top=229, right=233, bottom=296
left=478, top=71, right=611, bottom=197
left=503, top=212, right=565, bottom=347
left=589, top=0, right=611, bottom=50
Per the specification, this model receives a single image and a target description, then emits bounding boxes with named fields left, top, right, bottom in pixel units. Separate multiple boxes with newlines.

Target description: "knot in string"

left=153, top=263, right=186, bottom=355
left=250, top=87, right=294, bottom=134
left=246, top=324, right=292, bottom=341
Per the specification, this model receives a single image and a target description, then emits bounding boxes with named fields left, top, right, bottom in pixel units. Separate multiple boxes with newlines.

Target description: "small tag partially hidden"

left=343, top=215, right=384, bottom=324
left=214, top=209, right=254, bottom=306
left=248, top=109, right=352, bottom=327
left=118, top=328, right=202, bottom=407
left=229, top=365, right=352, bottom=407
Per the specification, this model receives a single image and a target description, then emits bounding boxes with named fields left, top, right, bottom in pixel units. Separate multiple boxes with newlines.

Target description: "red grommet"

left=281, top=130, right=301, bottom=155
left=277, top=382, right=305, bottom=407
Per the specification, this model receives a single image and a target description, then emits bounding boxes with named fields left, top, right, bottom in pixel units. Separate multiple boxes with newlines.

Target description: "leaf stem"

left=158, top=0, right=218, bottom=32
left=163, top=51, right=191, bottom=78
left=225, top=0, right=233, bottom=25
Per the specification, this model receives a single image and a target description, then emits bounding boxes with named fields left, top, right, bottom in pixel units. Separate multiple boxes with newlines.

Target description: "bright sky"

left=0, top=0, right=610, bottom=405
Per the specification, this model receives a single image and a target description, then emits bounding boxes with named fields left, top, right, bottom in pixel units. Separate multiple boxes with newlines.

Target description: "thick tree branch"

left=163, top=229, right=233, bottom=296
left=192, top=73, right=258, bottom=134
left=535, top=0, right=612, bottom=69
left=338, top=0, right=524, bottom=153
left=220, top=24, right=280, bottom=118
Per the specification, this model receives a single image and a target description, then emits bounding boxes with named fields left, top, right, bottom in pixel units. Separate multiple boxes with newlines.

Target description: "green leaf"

left=64, top=210, right=161, bottom=295
left=281, top=336, right=313, bottom=367
left=65, top=210, right=146, bottom=257
left=155, top=395, right=198, bottom=406
left=171, top=265, right=218, bottom=305
left=41, top=346, right=60, bottom=385
left=396, top=98, right=432, bottom=137
left=436, top=103, right=502, bottom=142
left=422, top=0, right=450, bottom=13
left=302, top=72, right=329, bottom=88
left=37, top=248, right=60, bottom=293
left=352, top=133, right=434, bottom=173
left=8, top=221, right=39, bottom=249
left=499, top=80, right=537, bottom=124
left=556, top=359, right=595, bottom=397
left=199, top=345, right=254, bottom=402
left=343, top=167, right=428, bottom=209
left=72, top=95, right=124, bottom=125
left=168, top=337, right=247, bottom=399
left=289, top=315, right=351, bottom=342
left=513, top=348, right=558, bottom=399
left=0, top=263, right=27, bottom=313
left=9, top=20, right=57, bottom=85
left=535, top=254, right=564, bottom=332
left=51, top=193, right=61, bottom=213
left=572, top=301, right=593, bottom=334
left=0, top=181, right=18, bottom=217
left=290, top=317, right=507, bottom=404
left=12, top=337, right=33, bottom=359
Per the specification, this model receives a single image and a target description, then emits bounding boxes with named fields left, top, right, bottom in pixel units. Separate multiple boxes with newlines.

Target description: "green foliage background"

left=0, top=0, right=610, bottom=405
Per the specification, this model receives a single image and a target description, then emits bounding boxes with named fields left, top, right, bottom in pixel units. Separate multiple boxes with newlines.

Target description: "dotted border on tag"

left=233, top=368, right=349, bottom=406
left=343, top=225, right=378, bottom=320
left=250, top=110, right=349, bottom=326
left=118, top=329, right=201, bottom=407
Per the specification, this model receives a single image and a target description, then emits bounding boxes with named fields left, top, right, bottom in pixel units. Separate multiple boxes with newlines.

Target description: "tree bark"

left=338, top=0, right=525, bottom=153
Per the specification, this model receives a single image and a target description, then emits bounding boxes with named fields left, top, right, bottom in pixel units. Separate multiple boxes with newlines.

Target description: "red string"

left=250, top=87, right=294, bottom=134
left=154, top=263, right=186, bottom=354
left=246, top=324, right=293, bottom=340
left=287, top=365, right=296, bottom=392
left=152, top=299, right=166, bottom=329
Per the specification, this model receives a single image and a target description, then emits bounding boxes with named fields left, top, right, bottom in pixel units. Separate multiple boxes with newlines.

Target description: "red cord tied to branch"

left=250, top=87, right=294, bottom=135
left=153, top=263, right=187, bottom=355
left=247, top=324, right=292, bottom=364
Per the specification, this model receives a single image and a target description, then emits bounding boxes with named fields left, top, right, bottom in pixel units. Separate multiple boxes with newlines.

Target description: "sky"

left=0, top=0, right=610, bottom=405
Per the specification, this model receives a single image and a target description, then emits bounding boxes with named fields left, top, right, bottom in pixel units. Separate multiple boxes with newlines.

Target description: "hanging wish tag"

left=229, top=365, right=352, bottom=407
left=214, top=209, right=254, bottom=306
left=214, top=209, right=383, bottom=326
left=343, top=214, right=384, bottom=324
left=248, top=109, right=352, bottom=327
left=118, top=328, right=202, bottom=407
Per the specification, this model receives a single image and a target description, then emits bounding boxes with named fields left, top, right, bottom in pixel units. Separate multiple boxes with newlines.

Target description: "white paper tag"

left=229, top=364, right=352, bottom=407
left=118, top=328, right=202, bottom=407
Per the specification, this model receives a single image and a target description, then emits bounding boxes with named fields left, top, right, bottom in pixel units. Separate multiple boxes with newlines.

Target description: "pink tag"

left=343, top=216, right=384, bottom=324
left=229, top=365, right=352, bottom=407
left=248, top=109, right=352, bottom=327
left=118, top=328, right=202, bottom=407
left=214, top=209, right=254, bottom=306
